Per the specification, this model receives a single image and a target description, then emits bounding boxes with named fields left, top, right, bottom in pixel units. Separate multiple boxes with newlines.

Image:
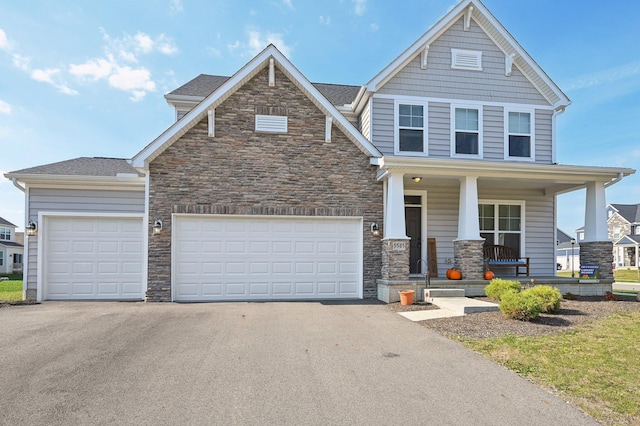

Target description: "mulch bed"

left=387, top=296, right=640, bottom=340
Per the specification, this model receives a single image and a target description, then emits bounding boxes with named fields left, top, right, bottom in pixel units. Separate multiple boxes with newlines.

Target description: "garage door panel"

left=44, top=217, right=144, bottom=300
left=174, top=216, right=362, bottom=301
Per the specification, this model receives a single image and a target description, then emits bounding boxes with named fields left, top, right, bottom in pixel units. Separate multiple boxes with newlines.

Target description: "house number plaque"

left=391, top=241, right=406, bottom=251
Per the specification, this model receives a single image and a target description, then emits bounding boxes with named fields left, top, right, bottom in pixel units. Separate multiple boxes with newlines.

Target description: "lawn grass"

left=461, top=311, right=640, bottom=425
left=556, top=269, right=640, bottom=282
left=0, top=274, right=23, bottom=301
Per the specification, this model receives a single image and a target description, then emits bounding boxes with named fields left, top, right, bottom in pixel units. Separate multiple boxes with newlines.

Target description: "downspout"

left=604, top=173, right=624, bottom=188
left=12, top=178, right=25, bottom=192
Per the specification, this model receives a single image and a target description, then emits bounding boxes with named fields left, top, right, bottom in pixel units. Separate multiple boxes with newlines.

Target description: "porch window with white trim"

left=454, top=108, right=479, bottom=155
left=398, top=103, right=425, bottom=153
left=507, top=111, right=532, bottom=158
left=0, top=251, right=3, bottom=266
left=0, top=227, right=10, bottom=240
left=479, top=203, right=523, bottom=256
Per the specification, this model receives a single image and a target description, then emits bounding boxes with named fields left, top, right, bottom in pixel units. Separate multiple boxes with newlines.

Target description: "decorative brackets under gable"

left=505, top=53, right=516, bottom=76
left=325, top=116, right=333, bottom=142
left=464, top=6, right=474, bottom=31
left=268, top=58, right=275, bottom=87
left=207, top=109, right=215, bottom=137
left=420, top=45, right=430, bottom=70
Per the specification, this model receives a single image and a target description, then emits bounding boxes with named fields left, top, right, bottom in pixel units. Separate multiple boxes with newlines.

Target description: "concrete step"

left=424, top=288, right=465, bottom=298
left=429, top=297, right=499, bottom=315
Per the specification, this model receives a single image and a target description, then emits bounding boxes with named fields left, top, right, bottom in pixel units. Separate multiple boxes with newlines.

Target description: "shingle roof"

left=0, top=217, right=17, bottom=227
left=611, top=203, right=640, bottom=223
left=168, top=74, right=361, bottom=107
left=8, top=157, right=143, bottom=177
left=0, top=240, right=23, bottom=248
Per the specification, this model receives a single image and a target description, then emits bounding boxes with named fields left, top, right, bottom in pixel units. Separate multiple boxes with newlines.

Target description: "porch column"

left=580, top=181, right=613, bottom=280
left=381, top=172, right=410, bottom=280
left=454, top=176, right=484, bottom=280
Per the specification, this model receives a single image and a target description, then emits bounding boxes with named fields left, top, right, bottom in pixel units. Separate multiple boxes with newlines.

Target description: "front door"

left=405, top=207, right=421, bottom=274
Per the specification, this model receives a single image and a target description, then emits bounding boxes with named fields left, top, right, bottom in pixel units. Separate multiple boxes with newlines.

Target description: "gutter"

left=604, top=172, right=624, bottom=188
left=11, top=178, right=25, bottom=192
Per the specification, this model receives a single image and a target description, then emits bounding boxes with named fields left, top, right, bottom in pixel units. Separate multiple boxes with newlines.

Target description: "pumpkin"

left=446, top=268, right=462, bottom=280
left=484, top=270, right=495, bottom=280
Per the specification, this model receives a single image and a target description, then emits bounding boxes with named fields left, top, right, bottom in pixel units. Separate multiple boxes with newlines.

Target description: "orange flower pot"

left=399, top=290, right=415, bottom=305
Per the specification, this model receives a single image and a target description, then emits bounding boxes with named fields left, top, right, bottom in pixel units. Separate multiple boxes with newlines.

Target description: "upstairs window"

left=506, top=110, right=533, bottom=159
left=453, top=107, right=481, bottom=156
left=0, top=227, right=10, bottom=240
left=635, top=225, right=640, bottom=235
left=396, top=101, right=427, bottom=155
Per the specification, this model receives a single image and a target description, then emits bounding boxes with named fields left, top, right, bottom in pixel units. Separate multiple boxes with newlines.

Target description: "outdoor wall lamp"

left=412, top=177, right=422, bottom=183
left=26, top=220, right=37, bottom=236
left=153, top=219, right=163, bottom=234
left=370, top=223, right=380, bottom=237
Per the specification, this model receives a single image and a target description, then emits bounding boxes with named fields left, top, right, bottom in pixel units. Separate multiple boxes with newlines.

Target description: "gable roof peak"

left=362, top=0, right=569, bottom=110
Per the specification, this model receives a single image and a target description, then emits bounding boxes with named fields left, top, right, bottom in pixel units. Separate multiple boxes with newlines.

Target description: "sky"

left=1, top=0, right=639, bottom=234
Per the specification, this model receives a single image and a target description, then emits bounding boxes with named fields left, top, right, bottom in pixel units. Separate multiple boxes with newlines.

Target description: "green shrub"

left=528, top=285, right=562, bottom=313
left=499, top=289, right=543, bottom=321
left=485, top=278, right=521, bottom=301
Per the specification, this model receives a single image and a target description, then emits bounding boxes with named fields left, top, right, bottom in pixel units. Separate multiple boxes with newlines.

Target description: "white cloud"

left=69, top=57, right=114, bottom=80
left=207, top=46, right=222, bottom=57
left=108, top=66, right=156, bottom=101
left=0, top=29, right=7, bottom=49
left=229, top=28, right=292, bottom=58
left=319, top=16, right=331, bottom=26
left=283, top=0, right=294, bottom=9
left=101, top=29, right=179, bottom=59
left=30, top=69, right=79, bottom=95
left=353, top=0, right=366, bottom=16
left=564, top=61, right=640, bottom=91
left=0, top=100, right=11, bottom=114
left=12, top=54, right=30, bottom=71
left=170, top=0, right=184, bottom=13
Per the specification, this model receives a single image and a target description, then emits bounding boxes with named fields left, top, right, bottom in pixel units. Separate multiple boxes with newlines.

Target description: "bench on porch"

left=483, top=245, right=530, bottom=277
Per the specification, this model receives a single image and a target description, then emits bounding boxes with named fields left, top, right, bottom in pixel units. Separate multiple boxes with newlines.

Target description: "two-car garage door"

left=173, top=216, right=363, bottom=301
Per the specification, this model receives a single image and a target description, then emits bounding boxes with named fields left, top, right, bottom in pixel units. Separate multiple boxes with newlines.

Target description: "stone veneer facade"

left=453, top=239, right=485, bottom=280
left=146, top=66, right=383, bottom=301
left=579, top=241, right=614, bottom=280
left=381, top=239, right=410, bottom=280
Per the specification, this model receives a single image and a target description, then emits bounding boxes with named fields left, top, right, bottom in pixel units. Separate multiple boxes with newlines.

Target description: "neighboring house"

left=5, top=0, right=635, bottom=302
left=608, top=203, right=640, bottom=268
left=0, top=217, right=24, bottom=274
left=556, top=228, right=579, bottom=272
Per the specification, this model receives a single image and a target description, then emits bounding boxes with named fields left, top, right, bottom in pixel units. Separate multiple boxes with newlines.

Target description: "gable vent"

left=255, top=114, right=288, bottom=133
left=451, top=49, right=482, bottom=71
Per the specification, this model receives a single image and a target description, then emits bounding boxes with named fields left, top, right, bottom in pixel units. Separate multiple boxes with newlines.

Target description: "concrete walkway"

left=0, top=301, right=597, bottom=425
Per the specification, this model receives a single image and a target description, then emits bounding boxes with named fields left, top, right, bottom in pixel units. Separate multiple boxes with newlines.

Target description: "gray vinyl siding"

left=359, top=100, right=371, bottom=140
left=428, top=102, right=450, bottom=157
left=378, top=18, right=550, bottom=106
left=535, top=109, right=553, bottom=163
left=425, top=184, right=556, bottom=277
left=371, top=97, right=394, bottom=155
left=25, top=188, right=145, bottom=294
left=482, top=105, right=504, bottom=160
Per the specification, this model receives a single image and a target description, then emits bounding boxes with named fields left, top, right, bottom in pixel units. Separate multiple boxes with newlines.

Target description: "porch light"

left=370, top=223, right=380, bottom=237
left=570, top=238, right=576, bottom=278
left=26, top=220, right=37, bottom=236
left=153, top=219, right=163, bottom=235
left=412, top=177, right=422, bottom=183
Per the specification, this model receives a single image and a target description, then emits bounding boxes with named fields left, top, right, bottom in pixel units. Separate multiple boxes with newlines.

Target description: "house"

left=556, top=228, right=579, bottom=273
left=0, top=217, right=24, bottom=274
left=5, top=0, right=635, bottom=302
left=608, top=203, right=640, bottom=268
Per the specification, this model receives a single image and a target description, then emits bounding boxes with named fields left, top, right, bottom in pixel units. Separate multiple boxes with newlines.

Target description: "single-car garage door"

left=44, top=216, right=144, bottom=300
left=173, top=215, right=363, bottom=301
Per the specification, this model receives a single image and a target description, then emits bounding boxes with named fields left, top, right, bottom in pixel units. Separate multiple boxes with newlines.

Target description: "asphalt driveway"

left=0, top=301, right=597, bottom=425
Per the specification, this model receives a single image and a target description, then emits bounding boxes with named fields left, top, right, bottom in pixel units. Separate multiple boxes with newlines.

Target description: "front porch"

left=377, top=276, right=613, bottom=303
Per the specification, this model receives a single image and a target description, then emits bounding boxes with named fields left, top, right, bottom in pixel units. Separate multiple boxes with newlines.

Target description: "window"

left=0, top=251, right=3, bottom=266
left=396, top=102, right=427, bottom=154
left=613, top=227, right=621, bottom=239
left=635, top=225, right=640, bottom=235
left=506, top=110, right=533, bottom=159
left=479, top=202, right=523, bottom=256
left=14, top=253, right=23, bottom=264
left=578, top=232, right=584, bottom=241
left=0, top=227, right=10, bottom=240
left=453, top=107, right=481, bottom=156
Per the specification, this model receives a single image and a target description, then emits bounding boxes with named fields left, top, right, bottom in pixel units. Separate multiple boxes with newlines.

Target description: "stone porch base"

left=377, top=277, right=613, bottom=303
